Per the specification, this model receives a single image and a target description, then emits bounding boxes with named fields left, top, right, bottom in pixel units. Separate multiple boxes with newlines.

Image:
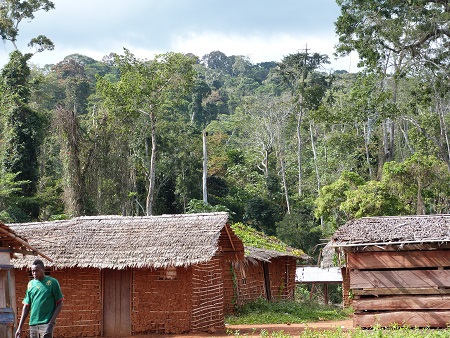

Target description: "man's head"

left=31, top=259, right=45, bottom=281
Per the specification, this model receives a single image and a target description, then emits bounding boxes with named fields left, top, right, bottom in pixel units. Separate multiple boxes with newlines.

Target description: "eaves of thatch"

left=244, top=246, right=309, bottom=265
left=332, top=214, right=450, bottom=248
left=0, top=221, right=51, bottom=261
left=8, top=212, right=232, bottom=269
left=231, top=222, right=310, bottom=263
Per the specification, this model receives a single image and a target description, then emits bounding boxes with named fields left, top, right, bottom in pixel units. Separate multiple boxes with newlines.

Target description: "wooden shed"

left=331, top=214, right=450, bottom=328
left=8, top=212, right=244, bottom=337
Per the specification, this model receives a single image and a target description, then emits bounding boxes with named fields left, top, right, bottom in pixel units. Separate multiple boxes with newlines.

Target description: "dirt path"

left=122, top=319, right=353, bottom=337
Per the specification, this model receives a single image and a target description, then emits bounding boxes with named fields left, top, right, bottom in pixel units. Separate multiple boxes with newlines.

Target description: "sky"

left=0, top=0, right=359, bottom=72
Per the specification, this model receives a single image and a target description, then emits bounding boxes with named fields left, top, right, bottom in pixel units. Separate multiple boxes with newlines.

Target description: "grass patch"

left=225, top=298, right=351, bottom=325
left=225, top=299, right=450, bottom=337
left=298, top=326, right=450, bottom=338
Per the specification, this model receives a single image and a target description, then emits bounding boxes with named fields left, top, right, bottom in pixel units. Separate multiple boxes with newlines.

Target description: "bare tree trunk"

left=416, top=180, right=425, bottom=215
left=279, top=154, right=291, bottom=214
left=296, top=111, right=303, bottom=196
left=310, top=122, right=321, bottom=193
left=363, top=123, right=373, bottom=179
left=202, top=129, right=208, bottom=204
left=146, top=111, right=157, bottom=216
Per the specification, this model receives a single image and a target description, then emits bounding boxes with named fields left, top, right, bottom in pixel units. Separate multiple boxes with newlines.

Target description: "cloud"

left=0, top=0, right=358, bottom=72
left=173, top=31, right=332, bottom=62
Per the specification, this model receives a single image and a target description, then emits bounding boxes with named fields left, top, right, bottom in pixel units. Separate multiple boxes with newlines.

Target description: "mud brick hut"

left=331, top=214, right=450, bottom=328
left=8, top=212, right=244, bottom=337
left=223, top=247, right=302, bottom=314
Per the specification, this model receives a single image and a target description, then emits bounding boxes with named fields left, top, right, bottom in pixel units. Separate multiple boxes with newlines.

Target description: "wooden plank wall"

left=348, top=249, right=450, bottom=328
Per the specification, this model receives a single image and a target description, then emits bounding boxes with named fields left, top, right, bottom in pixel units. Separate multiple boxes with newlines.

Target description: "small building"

left=331, top=214, right=450, bottom=328
left=9, top=213, right=244, bottom=336
left=223, top=223, right=309, bottom=313
left=295, top=266, right=342, bottom=305
left=223, top=247, right=300, bottom=313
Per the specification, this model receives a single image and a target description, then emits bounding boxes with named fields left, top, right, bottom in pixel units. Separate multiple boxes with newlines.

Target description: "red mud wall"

left=236, top=262, right=266, bottom=306
left=191, top=256, right=225, bottom=332
left=15, top=267, right=102, bottom=338
left=226, top=256, right=297, bottom=312
left=267, top=257, right=296, bottom=300
left=131, top=266, right=193, bottom=334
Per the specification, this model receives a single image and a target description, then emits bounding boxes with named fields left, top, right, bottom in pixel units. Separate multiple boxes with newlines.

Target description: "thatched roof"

left=8, top=212, right=233, bottom=269
left=332, top=214, right=450, bottom=247
left=244, top=246, right=309, bottom=264
left=0, top=221, right=51, bottom=261
left=230, top=222, right=309, bottom=263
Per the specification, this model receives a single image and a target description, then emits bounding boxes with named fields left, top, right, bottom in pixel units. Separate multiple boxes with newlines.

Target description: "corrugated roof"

left=295, top=267, right=342, bottom=283
left=9, top=212, right=231, bottom=269
left=332, top=214, right=450, bottom=247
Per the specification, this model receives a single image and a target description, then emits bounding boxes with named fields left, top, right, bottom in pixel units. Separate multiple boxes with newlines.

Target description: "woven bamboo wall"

left=222, top=261, right=237, bottom=315
left=15, top=267, right=102, bottom=338
left=191, top=256, right=224, bottom=332
left=131, top=266, right=192, bottom=334
left=268, top=257, right=295, bottom=300
left=235, top=262, right=266, bottom=305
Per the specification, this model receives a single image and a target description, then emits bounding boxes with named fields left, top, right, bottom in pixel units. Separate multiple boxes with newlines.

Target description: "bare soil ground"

left=121, top=319, right=353, bottom=338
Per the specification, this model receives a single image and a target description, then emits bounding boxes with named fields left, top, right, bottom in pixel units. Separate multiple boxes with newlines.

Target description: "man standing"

left=15, top=259, right=64, bottom=338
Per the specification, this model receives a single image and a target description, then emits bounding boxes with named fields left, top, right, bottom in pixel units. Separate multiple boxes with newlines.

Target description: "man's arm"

left=15, top=304, right=30, bottom=338
left=49, top=300, right=63, bottom=325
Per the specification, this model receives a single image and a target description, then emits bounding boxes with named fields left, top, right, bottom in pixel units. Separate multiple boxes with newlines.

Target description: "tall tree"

left=0, top=51, right=42, bottom=220
left=98, top=49, right=196, bottom=215
left=335, top=0, right=450, bottom=166
left=335, top=0, right=450, bottom=71
left=276, top=50, right=330, bottom=196
left=0, top=0, right=54, bottom=52
left=49, top=58, right=92, bottom=216
left=0, top=0, right=55, bottom=221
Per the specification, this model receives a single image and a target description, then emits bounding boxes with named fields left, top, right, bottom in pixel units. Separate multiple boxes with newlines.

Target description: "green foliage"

left=314, top=171, right=365, bottom=228
left=244, top=197, right=283, bottom=236
left=2, top=41, right=450, bottom=240
left=231, top=222, right=304, bottom=257
left=383, top=153, right=450, bottom=214
left=226, top=299, right=450, bottom=337
left=0, top=0, right=54, bottom=48
left=276, top=206, right=322, bottom=260
left=225, top=298, right=349, bottom=325
left=186, top=199, right=229, bottom=213
left=0, top=172, right=31, bottom=222
left=335, top=0, right=450, bottom=71
left=0, top=51, right=42, bottom=220
left=315, top=153, right=450, bottom=225
left=297, top=326, right=450, bottom=338
left=341, top=180, right=407, bottom=219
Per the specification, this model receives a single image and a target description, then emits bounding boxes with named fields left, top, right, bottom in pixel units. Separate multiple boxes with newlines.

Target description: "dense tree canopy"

left=2, top=0, right=450, bottom=263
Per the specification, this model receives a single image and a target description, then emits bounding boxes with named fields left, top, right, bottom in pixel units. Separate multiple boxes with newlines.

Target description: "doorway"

left=103, top=269, right=131, bottom=337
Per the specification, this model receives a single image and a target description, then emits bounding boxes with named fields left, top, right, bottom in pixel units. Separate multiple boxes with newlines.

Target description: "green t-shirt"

left=23, top=276, right=64, bottom=326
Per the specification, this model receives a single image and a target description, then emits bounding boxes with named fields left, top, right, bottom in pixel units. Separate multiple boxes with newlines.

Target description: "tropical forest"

left=1, top=0, right=450, bottom=261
